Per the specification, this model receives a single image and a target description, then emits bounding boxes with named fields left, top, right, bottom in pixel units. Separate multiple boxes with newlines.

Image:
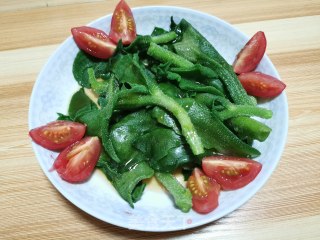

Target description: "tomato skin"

left=52, top=136, right=101, bottom=183
left=202, top=156, right=262, bottom=190
left=29, top=121, right=86, bottom=151
left=109, top=0, right=136, bottom=45
left=187, top=168, right=220, bottom=214
left=233, top=31, right=267, bottom=74
left=238, top=71, right=286, bottom=98
left=71, top=26, right=117, bottom=59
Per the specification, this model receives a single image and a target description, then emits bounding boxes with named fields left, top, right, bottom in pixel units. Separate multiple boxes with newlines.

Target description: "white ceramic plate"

left=29, top=6, right=288, bottom=232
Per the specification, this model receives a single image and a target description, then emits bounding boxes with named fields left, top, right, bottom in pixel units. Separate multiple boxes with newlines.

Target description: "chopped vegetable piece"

left=147, top=42, right=194, bottom=68
left=52, top=136, right=101, bottom=182
left=228, top=117, right=271, bottom=142
left=29, top=121, right=86, bottom=151
left=238, top=72, right=286, bottom=98
left=233, top=31, right=267, bottom=74
left=97, top=150, right=150, bottom=204
left=109, top=0, right=136, bottom=45
left=71, top=26, right=117, bottom=59
left=187, top=168, right=220, bottom=214
left=202, top=156, right=262, bottom=190
left=155, top=172, right=192, bottom=212
left=171, top=19, right=254, bottom=106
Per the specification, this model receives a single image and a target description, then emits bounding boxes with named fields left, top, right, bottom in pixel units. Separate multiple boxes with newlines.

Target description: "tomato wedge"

left=202, top=156, right=262, bottom=190
left=71, top=26, right=117, bottom=59
left=29, top=121, right=86, bottom=151
left=187, top=168, right=220, bottom=214
left=52, top=136, right=101, bottom=183
left=238, top=71, right=286, bottom=98
left=233, top=31, right=266, bottom=74
left=109, top=0, right=136, bottom=45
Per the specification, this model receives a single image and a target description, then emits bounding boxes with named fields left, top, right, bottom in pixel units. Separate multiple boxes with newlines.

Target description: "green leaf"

left=169, top=65, right=225, bottom=93
left=151, top=27, right=168, bottom=36
left=100, top=75, right=121, bottom=163
left=67, top=88, right=101, bottom=136
left=178, top=78, right=223, bottom=97
left=124, top=35, right=152, bottom=53
left=172, top=19, right=253, bottom=105
left=74, top=108, right=102, bottom=137
left=68, top=88, right=97, bottom=120
left=110, top=110, right=158, bottom=163
left=134, top=128, right=182, bottom=161
left=112, top=162, right=154, bottom=207
left=56, top=113, right=73, bottom=121
left=180, top=99, right=260, bottom=157
left=111, top=54, right=146, bottom=86
left=131, top=182, right=147, bottom=203
left=97, top=153, right=153, bottom=207
left=172, top=19, right=228, bottom=67
left=72, top=51, right=108, bottom=88
left=158, top=82, right=184, bottom=99
left=151, top=106, right=181, bottom=135
left=88, top=68, right=109, bottom=95
left=154, top=145, right=193, bottom=173
left=170, top=64, right=218, bottom=80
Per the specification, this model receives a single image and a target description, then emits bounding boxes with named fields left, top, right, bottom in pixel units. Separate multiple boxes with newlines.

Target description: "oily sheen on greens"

left=61, top=18, right=273, bottom=212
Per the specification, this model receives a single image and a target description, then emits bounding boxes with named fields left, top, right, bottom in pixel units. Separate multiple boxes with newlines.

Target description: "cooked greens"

left=62, top=18, right=272, bottom=212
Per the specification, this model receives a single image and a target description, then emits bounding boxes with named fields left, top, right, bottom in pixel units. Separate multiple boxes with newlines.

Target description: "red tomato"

left=109, top=0, right=136, bottom=45
left=29, top=121, right=86, bottom=151
left=187, top=168, right=220, bottom=214
left=202, top=156, right=262, bottom=190
left=71, top=26, right=117, bottom=59
left=233, top=31, right=267, bottom=74
left=52, top=136, right=101, bottom=183
left=238, top=71, right=286, bottom=98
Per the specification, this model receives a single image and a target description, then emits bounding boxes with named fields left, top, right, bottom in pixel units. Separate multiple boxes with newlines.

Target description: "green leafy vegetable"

left=155, top=172, right=192, bottom=212
left=228, top=116, right=272, bottom=142
left=134, top=128, right=192, bottom=172
left=110, top=110, right=157, bottom=165
left=97, top=156, right=154, bottom=208
left=180, top=99, right=261, bottom=157
left=171, top=19, right=254, bottom=106
left=65, top=17, right=275, bottom=211
left=68, top=88, right=96, bottom=119
left=73, top=51, right=109, bottom=88
left=151, top=106, right=181, bottom=135
left=99, top=73, right=121, bottom=163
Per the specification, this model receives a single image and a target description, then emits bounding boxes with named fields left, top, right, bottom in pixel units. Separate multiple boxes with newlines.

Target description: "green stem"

left=147, top=42, right=194, bottom=68
left=131, top=60, right=204, bottom=155
left=218, top=105, right=273, bottom=120
left=201, top=56, right=255, bottom=106
left=228, top=117, right=272, bottom=142
left=155, top=172, right=192, bottom=213
left=117, top=93, right=204, bottom=155
left=100, top=75, right=121, bottom=163
left=155, top=92, right=204, bottom=155
left=151, top=31, right=178, bottom=44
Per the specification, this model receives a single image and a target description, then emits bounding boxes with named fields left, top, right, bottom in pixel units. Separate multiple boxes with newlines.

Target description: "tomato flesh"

left=29, top=120, right=86, bottom=151
left=71, top=26, right=117, bottom=59
left=109, top=0, right=136, bottom=45
left=187, top=168, right=220, bottom=214
left=233, top=31, right=266, bottom=74
left=52, top=136, right=101, bottom=183
left=202, top=156, right=262, bottom=190
left=238, top=71, right=286, bottom=98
